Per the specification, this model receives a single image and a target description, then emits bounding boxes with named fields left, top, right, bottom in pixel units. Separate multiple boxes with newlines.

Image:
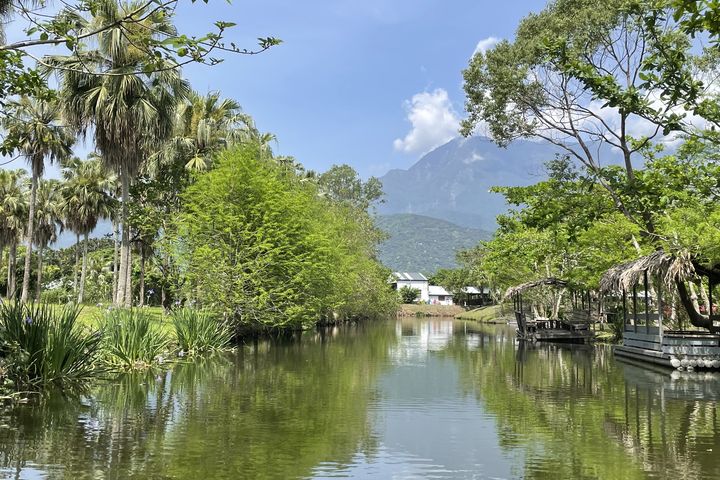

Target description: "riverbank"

left=396, top=304, right=465, bottom=317
left=454, top=304, right=510, bottom=324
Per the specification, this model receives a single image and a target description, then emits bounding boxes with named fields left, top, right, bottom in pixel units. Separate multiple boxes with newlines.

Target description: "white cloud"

left=463, top=151, right=485, bottom=164
left=393, top=89, right=460, bottom=155
left=473, top=36, right=500, bottom=56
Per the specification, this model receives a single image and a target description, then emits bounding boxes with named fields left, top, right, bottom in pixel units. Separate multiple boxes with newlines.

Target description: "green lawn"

left=454, top=304, right=510, bottom=323
left=65, top=305, right=172, bottom=333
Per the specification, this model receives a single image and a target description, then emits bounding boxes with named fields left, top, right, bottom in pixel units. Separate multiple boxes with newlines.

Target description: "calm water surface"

left=1, top=318, right=720, bottom=479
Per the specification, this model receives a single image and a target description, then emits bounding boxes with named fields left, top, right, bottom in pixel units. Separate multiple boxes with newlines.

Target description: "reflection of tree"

left=0, top=322, right=397, bottom=479
left=441, top=327, right=720, bottom=480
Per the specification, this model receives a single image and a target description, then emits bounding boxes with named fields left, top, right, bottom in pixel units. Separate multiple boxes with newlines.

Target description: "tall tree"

left=461, top=0, right=720, bottom=331
left=32, top=179, right=63, bottom=301
left=60, top=156, right=116, bottom=303
left=163, top=90, right=258, bottom=172
left=0, top=168, right=27, bottom=297
left=2, top=96, right=73, bottom=302
left=48, top=0, right=190, bottom=306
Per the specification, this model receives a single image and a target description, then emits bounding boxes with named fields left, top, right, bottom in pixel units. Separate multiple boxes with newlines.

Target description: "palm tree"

left=2, top=96, right=74, bottom=302
left=0, top=169, right=28, bottom=298
left=32, top=179, right=63, bottom=302
left=47, top=0, right=190, bottom=306
left=162, top=91, right=257, bottom=172
left=60, top=156, right=116, bottom=303
left=0, top=0, right=12, bottom=43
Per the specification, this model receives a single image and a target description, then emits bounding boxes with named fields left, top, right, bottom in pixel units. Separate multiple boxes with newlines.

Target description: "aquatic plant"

left=0, top=302, right=103, bottom=390
left=171, top=308, right=232, bottom=355
left=100, top=309, right=169, bottom=369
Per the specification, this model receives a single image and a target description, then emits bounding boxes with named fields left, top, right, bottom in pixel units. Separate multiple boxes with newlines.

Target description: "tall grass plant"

left=0, top=302, right=103, bottom=390
left=100, top=309, right=169, bottom=369
left=171, top=308, right=232, bottom=355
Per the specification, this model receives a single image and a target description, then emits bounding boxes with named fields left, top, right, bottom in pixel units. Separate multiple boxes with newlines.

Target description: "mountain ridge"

left=375, top=213, right=490, bottom=274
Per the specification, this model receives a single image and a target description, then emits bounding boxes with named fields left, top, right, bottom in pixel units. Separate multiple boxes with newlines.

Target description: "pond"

left=1, top=317, right=720, bottom=479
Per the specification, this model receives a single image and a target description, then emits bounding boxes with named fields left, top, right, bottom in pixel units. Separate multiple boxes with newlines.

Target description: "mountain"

left=378, top=137, right=563, bottom=230
left=376, top=214, right=491, bottom=274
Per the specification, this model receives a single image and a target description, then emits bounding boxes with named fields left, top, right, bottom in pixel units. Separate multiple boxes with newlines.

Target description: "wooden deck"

left=615, top=327, right=720, bottom=369
left=515, top=312, right=594, bottom=344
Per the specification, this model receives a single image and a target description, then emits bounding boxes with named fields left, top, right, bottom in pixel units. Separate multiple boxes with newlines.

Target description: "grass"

left=454, top=304, right=509, bottom=323
left=99, top=309, right=171, bottom=370
left=171, top=308, right=232, bottom=355
left=0, top=302, right=104, bottom=391
left=73, top=304, right=168, bottom=330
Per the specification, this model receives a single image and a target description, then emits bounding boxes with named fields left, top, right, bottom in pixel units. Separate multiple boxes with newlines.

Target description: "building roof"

left=461, top=286, right=489, bottom=294
left=429, top=285, right=452, bottom=296
left=392, top=272, right=428, bottom=282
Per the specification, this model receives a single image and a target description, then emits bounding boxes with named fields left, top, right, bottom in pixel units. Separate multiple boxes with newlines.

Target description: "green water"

left=1, top=318, right=720, bottom=479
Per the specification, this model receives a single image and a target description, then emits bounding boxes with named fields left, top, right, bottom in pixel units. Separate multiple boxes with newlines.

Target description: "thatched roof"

left=600, top=250, right=695, bottom=293
left=503, top=277, right=568, bottom=299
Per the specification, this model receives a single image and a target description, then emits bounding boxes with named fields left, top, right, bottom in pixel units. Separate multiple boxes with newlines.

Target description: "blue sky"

left=171, top=0, right=549, bottom=178
left=1, top=0, right=548, bottom=178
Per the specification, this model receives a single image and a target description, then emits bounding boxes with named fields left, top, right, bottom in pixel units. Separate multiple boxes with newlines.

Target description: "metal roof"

left=392, top=272, right=428, bottom=281
left=429, top=285, right=452, bottom=296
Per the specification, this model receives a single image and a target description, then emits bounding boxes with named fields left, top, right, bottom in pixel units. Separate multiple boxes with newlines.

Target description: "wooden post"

left=657, top=275, right=663, bottom=344
left=710, top=278, right=714, bottom=323
left=644, top=270, right=650, bottom=334
left=633, top=285, right=638, bottom=333
left=623, top=288, right=628, bottom=329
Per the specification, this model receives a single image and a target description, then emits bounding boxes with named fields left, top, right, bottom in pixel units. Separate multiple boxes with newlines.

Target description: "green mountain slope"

left=376, top=214, right=491, bottom=274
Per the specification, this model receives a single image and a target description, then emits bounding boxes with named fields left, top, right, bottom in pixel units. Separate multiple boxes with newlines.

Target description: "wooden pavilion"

left=601, top=251, right=720, bottom=370
left=506, top=277, right=595, bottom=343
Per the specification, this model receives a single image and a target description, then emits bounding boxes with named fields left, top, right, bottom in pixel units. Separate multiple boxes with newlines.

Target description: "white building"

left=391, top=272, right=429, bottom=302
left=429, top=285, right=453, bottom=305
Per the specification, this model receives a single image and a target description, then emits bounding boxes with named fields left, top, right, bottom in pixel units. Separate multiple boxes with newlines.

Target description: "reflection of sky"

left=390, top=319, right=455, bottom=366
left=311, top=319, right=516, bottom=479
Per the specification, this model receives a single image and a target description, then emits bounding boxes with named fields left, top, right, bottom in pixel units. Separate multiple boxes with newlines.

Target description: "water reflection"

left=0, top=318, right=720, bottom=479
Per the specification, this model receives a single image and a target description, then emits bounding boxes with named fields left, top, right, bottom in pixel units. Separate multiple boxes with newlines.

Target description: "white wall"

left=397, top=280, right=429, bottom=302
left=429, top=295, right=453, bottom=306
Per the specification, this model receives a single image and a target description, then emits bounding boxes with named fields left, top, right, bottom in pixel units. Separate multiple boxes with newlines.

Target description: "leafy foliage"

left=398, top=286, right=420, bottom=304
left=171, top=308, right=232, bottom=354
left=0, top=302, right=103, bottom=390
left=100, top=308, right=169, bottom=369
left=175, top=145, right=395, bottom=329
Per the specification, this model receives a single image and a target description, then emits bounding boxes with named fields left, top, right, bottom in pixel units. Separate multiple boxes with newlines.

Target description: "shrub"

left=171, top=308, right=232, bottom=354
left=100, top=309, right=169, bottom=369
left=0, top=302, right=103, bottom=390
left=398, top=286, right=420, bottom=304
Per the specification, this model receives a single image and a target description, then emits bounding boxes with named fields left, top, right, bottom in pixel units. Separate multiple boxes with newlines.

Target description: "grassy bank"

left=397, top=304, right=465, bottom=317
left=0, top=304, right=234, bottom=397
left=454, top=305, right=509, bottom=324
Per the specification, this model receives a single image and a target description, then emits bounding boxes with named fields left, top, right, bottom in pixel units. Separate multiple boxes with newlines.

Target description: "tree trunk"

left=676, top=280, right=719, bottom=333
left=139, top=251, right=145, bottom=307
left=78, top=232, right=89, bottom=304
left=116, top=172, right=129, bottom=306
left=20, top=173, right=38, bottom=303
left=125, top=245, right=132, bottom=307
left=161, top=285, right=166, bottom=310
left=0, top=245, right=3, bottom=298
left=112, top=219, right=119, bottom=302
left=34, top=246, right=43, bottom=303
left=72, top=233, right=80, bottom=293
left=7, top=241, right=16, bottom=298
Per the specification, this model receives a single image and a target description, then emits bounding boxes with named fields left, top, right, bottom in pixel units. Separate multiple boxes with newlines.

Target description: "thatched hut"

left=601, top=250, right=720, bottom=370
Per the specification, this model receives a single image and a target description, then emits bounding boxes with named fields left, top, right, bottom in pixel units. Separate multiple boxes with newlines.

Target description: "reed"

left=0, top=302, right=103, bottom=390
left=171, top=308, right=232, bottom=355
left=100, top=308, right=169, bottom=369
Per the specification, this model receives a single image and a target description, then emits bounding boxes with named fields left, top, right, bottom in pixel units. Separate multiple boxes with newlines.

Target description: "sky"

left=165, top=0, right=550, bottom=178
left=1, top=0, right=549, bottom=178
